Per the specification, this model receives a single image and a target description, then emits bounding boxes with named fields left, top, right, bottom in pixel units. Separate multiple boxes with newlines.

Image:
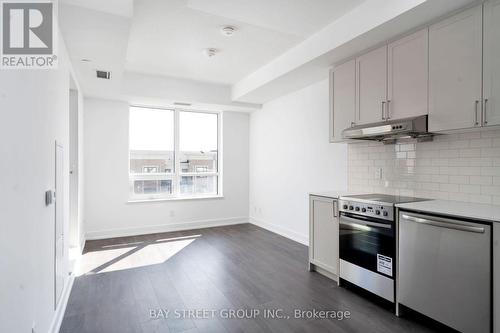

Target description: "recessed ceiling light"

left=203, top=48, right=218, bottom=58
left=220, top=26, right=237, bottom=37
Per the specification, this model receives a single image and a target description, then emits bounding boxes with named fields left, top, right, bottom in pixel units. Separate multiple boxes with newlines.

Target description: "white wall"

left=84, top=98, right=249, bottom=239
left=249, top=79, right=348, bottom=244
left=0, top=36, right=81, bottom=332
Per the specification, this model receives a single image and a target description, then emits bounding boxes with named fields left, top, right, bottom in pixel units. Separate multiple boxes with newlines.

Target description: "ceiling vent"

left=221, top=26, right=237, bottom=36
left=96, top=70, right=111, bottom=79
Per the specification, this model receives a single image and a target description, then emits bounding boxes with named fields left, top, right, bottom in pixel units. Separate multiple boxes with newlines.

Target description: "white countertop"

left=396, top=200, right=500, bottom=223
left=309, top=190, right=365, bottom=199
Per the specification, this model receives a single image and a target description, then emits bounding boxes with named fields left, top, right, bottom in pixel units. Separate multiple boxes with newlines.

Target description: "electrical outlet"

left=375, top=168, right=383, bottom=180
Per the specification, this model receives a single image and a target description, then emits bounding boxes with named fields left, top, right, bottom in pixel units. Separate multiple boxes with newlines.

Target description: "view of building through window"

left=129, top=107, right=219, bottom=199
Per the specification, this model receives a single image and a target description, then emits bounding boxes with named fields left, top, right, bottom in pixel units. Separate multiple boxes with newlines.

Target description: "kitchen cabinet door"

left=330, top=60, right=356, bottom=142
left=428, top=5, right=483, bottom=132
left=356, top=45, right=387, bottom=124
left=309, top=196, right=338, bottom=277
left=483, top=0, right=500, bottom=127
left=387, top=29, right=429, bottom=120
left=494, top=224, right=500, bottom=333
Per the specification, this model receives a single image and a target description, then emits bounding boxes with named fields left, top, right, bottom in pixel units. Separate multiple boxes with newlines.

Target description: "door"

left=428, top=5, right=483, bottom=131
left=310, top=196, right=338, bottom=274
left=55, top=143, right=65, bottom=309
left=387, top=29, right=429, bottom=120
left=69, top=89, right=79, bottom=252
left=399, top=212, right=491, bottom=333
left=356, top=45, right=387, bottom=124
left=483, top=0, right=500, bottom=127
left=330, top=60, right=356, bottom=142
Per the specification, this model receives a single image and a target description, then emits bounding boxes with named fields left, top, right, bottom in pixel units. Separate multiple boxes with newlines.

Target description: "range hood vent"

left=342, top=115, right=433, bottom=144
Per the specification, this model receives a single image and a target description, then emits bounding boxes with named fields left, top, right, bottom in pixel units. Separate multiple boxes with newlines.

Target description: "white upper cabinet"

left=387, top=29, right=429, bottom=120
left=428, top=6, right=483, bottom=132
left=330, top=60, right=356, bottom=142
left=356, top=45, right=387, bottom=124
left=483, top=0, right=500, bottom=127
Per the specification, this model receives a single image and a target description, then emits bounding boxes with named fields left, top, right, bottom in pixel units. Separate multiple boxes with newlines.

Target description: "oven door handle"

left=340, top=216, right=392, bottom=229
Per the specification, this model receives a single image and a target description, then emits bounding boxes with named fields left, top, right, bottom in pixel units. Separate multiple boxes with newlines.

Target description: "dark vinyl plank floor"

left=60, top=223, right=438, bottom=333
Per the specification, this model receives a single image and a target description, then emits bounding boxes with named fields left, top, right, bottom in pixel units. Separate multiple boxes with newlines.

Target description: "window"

left=129, top=106, right=220, bottom=200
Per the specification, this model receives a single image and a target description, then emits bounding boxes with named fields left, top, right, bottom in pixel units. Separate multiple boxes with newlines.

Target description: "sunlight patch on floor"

left=76, top=235, right=200, bottom=276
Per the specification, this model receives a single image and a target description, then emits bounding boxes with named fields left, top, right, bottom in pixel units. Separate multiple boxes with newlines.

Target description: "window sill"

left=127, top=195, right=224, bottom=204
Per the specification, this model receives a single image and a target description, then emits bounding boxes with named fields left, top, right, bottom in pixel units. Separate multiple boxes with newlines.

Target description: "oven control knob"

left=361, top=208, right=366, bottom=212
left=355, top=206, right=360, bottom=211
left=375, top=210, right=380, bottom=215
left=343, top=204, right=348, bottom=210
left=383, top=211, right=388, bottom=217
left=349, top=205, right=354, bottom=210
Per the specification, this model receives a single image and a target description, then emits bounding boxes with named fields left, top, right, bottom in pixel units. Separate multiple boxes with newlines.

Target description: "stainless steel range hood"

left=342, top=115, right=432, bottom=143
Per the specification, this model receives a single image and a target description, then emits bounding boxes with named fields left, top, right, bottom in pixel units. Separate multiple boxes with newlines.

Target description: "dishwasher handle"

left=401, top=213, right=485, bottom=234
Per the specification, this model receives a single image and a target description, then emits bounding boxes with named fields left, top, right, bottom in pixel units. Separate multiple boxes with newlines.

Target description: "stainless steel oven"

left=339, top=212, right=395, bottom=277
left=339, top=211, right=395, bottom=302
left=338, top=194, right=429, bottom=303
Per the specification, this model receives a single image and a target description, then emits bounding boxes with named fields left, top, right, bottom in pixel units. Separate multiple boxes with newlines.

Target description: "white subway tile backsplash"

left=449, top=175, right=468, bottom=184
left=459, top=132, right=481, bottom=140
left=347, top=129, right=500, bottom=205
left=440, top=183, right=459, bottom=192
left=470, top=176, right=493, bottom=185
left=459, top=148, right=481, bottom=158
left=482, top=147, right=500, bottom=157
left=459, top=184, right=481, bottom=194
left=481, top=129, right=500, bottom=138
left=470, top=138, right=492, bottom=148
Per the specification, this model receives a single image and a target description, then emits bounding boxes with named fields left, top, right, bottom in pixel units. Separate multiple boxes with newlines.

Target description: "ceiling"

left=60, top=0, right=471, bottom=107
left=60, top=0, right=366, bottom=89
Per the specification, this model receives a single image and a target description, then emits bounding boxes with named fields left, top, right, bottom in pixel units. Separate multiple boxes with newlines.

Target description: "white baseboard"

left=85, top=216, right=249, bottom=240
left=49, top=273, right=75, bottom=333
left=249, top=216, right=309, bottom=245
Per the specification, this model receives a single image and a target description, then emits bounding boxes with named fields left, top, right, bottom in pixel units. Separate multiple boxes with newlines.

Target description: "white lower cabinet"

left=309, top=195, right=339, bottom=280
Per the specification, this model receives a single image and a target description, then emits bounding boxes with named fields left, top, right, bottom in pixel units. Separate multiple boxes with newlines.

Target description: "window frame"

left=128, top=106, right=222, bottom=201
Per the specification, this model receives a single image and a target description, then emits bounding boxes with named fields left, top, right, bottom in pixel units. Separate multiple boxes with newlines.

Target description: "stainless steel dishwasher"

left=398, top=211, right=491, bottom=333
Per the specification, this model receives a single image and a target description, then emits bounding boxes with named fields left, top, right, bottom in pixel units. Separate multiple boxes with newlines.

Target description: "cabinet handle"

left=386, top=100, right=391, bottom=119
left=475, top=100, right=479, bottom=126
left=484, top=98, right=489, bottom=125
left=381, top=101, right=386, bottom=120
left=333, top=201, right=338, bottom=218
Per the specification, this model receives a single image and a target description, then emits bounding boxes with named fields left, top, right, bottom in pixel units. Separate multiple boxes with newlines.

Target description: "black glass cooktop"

left=340, top=193, right=429, bottom=206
